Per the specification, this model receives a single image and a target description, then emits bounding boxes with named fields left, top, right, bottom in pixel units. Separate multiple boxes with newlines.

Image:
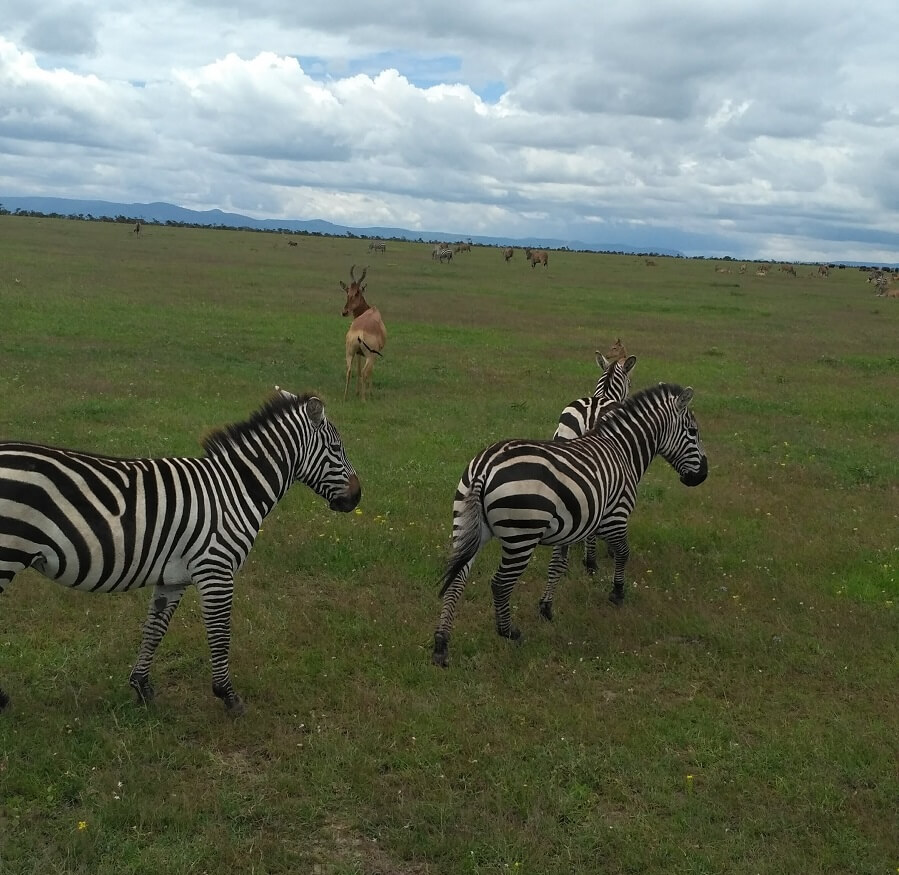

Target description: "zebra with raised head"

left=553, top=351, right=637, bottom=573
left=432, top=383, right=707, bottom=667
left=0, top=389, right=361, bottom=714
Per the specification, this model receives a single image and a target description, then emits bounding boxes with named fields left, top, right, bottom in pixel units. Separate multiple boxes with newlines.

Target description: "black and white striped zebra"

left=554, top=352, right=637, bottom=572
left=432, top=382, right=707, bottom=667
left=0, top=389, right=361, bottom=713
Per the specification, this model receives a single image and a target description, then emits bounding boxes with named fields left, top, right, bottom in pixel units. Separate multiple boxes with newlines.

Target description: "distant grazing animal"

left=526, top=248, right=548, bottom=268
left=780, top=265, right=797, bottom=276
left=340, top=265, right=387, bottom=401
left=133, top=223, right=141, bottom=236
left=0, top=389, right=361, bottom=713
left=553, top=353, right=637, bottom=575
left=287, top=240, right=298, bottom=247
left=714, top=266, right=731, bottom=274
left=817, top=265, right=829, bottom=278
left=502, top=247, right=514, bottom=262
left=755, top=268, right=769, bottom=277
left=644, top=259, right=656, bottom=267
left=432, top=383, right=708, bottom=667
left=368, top=241, right=387, bottom=253
left=434, top=247, right=453, bottom=263
left=454, top=242, right=472, bottom=254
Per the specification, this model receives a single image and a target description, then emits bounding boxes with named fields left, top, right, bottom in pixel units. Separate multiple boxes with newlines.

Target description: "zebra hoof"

left=582, top=559, right=598, bottom=575
left=0, top=688, right=10, bottom=711
left=432, top=633, right=450, bottom=668
left=538, top=601, right=554, bottom=621
left=497, top=625, right=521, bottom=641
left=608, top=589, right=625, bottom=606
left=129, top=674, right=154, bottom=704
left=224, top=694, right=245, bottom=717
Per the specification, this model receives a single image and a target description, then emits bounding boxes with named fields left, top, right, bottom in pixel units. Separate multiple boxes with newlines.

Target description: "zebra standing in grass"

left=0, top=389, right=361, bottom=714
left=433, top=383, right=707, bottom=667
left=554, top=351, right=637, bottom=573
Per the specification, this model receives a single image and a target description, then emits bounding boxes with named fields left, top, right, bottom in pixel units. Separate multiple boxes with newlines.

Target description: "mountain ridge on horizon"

left=0, top=195, right=686, bottom=257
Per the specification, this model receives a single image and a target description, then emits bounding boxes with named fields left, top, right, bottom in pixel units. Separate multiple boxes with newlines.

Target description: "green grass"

left=0, top=217, right=897, bottom=874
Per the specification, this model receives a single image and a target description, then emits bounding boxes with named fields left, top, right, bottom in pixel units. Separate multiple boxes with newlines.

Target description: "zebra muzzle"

left=329, top=474, right=362, bottom=512
left=679, top=456, right=708, bottom=487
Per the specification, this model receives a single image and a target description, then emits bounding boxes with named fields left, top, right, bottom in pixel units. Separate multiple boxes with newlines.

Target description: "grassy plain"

left=0, top=216, right=896, bottom=874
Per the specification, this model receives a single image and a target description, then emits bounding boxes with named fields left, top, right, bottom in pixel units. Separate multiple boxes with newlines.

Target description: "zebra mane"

left=591, top=382, right=684, bottom=431
left=201, top=392, right=316, bottom=456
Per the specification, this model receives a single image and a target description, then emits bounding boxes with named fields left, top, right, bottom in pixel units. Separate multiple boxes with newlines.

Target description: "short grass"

left=0, top=217, right=896, bottom=874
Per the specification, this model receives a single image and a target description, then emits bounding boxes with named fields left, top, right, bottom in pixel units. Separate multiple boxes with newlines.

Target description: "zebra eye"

left=687, top=426, right=698, bottom=438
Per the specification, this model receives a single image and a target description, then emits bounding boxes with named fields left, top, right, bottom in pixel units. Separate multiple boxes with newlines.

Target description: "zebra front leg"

left=433, top=560, right=473, bottom=668
left=129, top=583, right=187, bottom=704
left=583, top=535, right=598, bottom=574
left=197, top=578, right=244, bottom=715
left=605, top=532, right=631, bottom=605
left=491, top=545, right=535, bottom=640
left=539, top=545, right=570, bottom=621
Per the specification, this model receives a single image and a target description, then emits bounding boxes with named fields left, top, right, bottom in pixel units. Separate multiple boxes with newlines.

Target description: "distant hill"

left=0, top=195, right=686, bottom=257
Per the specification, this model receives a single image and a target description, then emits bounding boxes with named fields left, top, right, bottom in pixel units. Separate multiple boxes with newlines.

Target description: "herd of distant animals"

left=50, top=232, right=899, bottom=711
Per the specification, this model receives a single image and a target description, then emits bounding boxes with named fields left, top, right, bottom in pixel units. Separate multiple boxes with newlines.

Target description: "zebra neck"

left=217, top=439, right=296, bottom=519
left=596, top=413, right=661, bottom=480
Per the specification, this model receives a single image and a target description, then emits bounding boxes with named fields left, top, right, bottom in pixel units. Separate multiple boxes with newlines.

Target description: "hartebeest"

left=502, top=247, right=514, bottom=262
left=340, top=265, right=386, bottom=401
left=526, top=248, right=548, bottom=268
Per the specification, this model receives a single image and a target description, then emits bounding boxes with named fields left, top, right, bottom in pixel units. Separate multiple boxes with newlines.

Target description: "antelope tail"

left=360, top=339, right=383, bottom=357
left=438, top=479, right=486, bottom=597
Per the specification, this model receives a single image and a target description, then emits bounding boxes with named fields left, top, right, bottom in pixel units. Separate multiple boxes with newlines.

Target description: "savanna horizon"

left=0, top=216, right=896, bottom=874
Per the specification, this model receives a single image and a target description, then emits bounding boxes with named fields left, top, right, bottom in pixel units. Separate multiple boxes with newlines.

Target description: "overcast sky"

left=2, top=1, right=899, bottom=260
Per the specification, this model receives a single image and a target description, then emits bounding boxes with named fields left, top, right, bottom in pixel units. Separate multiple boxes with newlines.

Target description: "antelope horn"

left=358, top=265, right=368, bottom=284
left=349, top=264, right=356, bottom=283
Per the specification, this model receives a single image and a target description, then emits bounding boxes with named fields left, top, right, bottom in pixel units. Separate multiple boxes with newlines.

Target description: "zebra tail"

left=438, top=480, right=485, bottom=597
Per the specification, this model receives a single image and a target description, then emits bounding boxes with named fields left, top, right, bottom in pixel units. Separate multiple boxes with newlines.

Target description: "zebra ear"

left=274, top=385, right=294, bottom=399
left=306, top=397, right=324, bottom=425
left=622, top=355, right=637, bottom=374
left=676, top=387, right=695, bottom=410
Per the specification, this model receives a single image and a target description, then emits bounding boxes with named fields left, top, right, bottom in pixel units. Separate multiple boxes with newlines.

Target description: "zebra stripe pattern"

left=0, top=389, right=361, bottom=713
left=554, top=353, right=637, bottom=572
left=432, top=383, right=707, bottom=667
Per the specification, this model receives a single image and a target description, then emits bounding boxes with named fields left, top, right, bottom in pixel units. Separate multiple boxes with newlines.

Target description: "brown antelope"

left=755, top=268, right=768, bottom=277
left=527, top=249, right=548, bottom=268
left=780, top=264, right=797, bottom=276
left=817, top=265, right=829, bottom=278
left=502, top=247, right=514, bottom=262
left=644, top=258, right=656, bottom=267
left=340, top=265, right=387, bottom=401
left=454, top=242, right=472, bottom=254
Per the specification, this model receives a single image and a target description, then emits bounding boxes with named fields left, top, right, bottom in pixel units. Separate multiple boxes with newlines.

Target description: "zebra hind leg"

left=129, top=583, right=187, bottom=704
left=491, top=544, right=536, bottom=641
left=539, top=545, right=570, bottom=621
left=433, top=559, right=475, bottom=668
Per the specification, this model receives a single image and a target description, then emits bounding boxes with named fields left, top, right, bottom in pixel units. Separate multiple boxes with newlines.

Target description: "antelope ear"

left=306, top=397, right=324, bottom=425
left=676, top=387, right=695, bottom=410
left=622, top=355, right=637, bottom=374
left=596, top=352, right=612, bottom=369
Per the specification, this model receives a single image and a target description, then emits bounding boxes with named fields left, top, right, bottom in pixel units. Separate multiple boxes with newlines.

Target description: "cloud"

left=1, top=1, right=899, bottom=260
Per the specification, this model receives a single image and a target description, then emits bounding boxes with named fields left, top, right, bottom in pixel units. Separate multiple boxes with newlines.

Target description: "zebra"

left=368, top=241, right=386, bottom=253
left=553, top=352, right=637, bottom=573
left=0, top=389, right=361, bottom=714
left=432, top=382, right=707, bottom=667
left=435, top=247, right=453, bottom=263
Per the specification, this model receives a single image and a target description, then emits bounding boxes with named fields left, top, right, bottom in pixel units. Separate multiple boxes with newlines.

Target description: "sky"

left=2, top=1, right=899, bottom=261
